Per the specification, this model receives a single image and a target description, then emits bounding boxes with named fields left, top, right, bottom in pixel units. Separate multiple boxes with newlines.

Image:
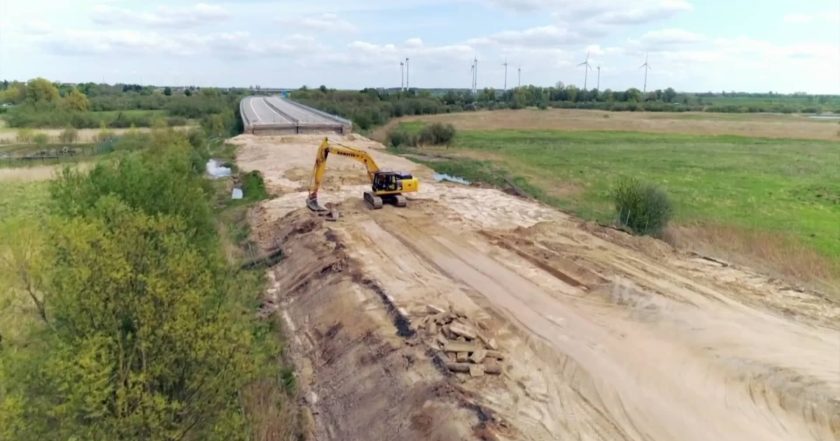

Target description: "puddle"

left=433, top=172, right=471, bottom=185
left=206, top=159, right=231, bottom=179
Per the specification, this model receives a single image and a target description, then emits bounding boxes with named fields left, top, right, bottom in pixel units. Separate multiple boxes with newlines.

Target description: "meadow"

left=392, top=123, right=840, bottom=282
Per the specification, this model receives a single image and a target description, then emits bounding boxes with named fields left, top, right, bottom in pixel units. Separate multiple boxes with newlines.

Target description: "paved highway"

left=240, top=96, right=351, bottom=135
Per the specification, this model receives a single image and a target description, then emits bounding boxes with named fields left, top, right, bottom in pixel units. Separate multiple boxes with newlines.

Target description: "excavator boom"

left=306, top=138, right=418, bottom=211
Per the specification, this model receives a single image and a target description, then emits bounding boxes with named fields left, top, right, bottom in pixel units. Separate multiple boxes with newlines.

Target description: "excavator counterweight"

left=307, top=138, right=419, bottom=211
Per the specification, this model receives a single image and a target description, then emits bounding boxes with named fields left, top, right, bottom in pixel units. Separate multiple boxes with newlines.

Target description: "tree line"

left=0, top=79, right=246, bottom=130
left=292, top=85, right=840, bottom=131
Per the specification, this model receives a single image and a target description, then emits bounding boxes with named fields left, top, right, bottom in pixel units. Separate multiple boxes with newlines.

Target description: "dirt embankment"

left=372, top=109, right=840, bottom=141
left=235, top=133, right=840, bottom=441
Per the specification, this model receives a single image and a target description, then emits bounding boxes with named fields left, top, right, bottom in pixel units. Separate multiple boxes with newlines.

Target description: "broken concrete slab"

left=449, top=323, right=477, bottom=340
left=470, top=349, right=488, bottom=364
left=485, top=350, right=505, bottom=361
left=469, top=365, right=485, bottom=377
left=443, top=342, right=479, bottom=353
left=426, top=304, right=446, bottom=315
left=483, top=362, right=502, bottom=375
left=456, top=352, right=469, bottom=362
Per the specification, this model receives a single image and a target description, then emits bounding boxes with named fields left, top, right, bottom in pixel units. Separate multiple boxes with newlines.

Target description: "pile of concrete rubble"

left=417, top=304, right=504, bottom=377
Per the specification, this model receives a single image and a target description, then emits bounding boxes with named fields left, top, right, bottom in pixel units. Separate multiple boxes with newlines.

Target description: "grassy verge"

left=393, top=124, right=840, bottom=283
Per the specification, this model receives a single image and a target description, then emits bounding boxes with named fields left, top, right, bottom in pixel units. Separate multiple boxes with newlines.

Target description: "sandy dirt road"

left=233, top=133, right=840, bottom=441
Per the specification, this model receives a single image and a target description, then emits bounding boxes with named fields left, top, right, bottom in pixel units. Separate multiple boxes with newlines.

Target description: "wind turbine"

left=640, top=54, right=651, bottom=93
left=472, top=56, right=478, bottom=95
left=577, top=52, right=592, bottom=90
left=502, top=59, right=508, bottom=90
left=596, top=65, right=601, bottom=90
left=517, top=66, right=521, bottom=87
left=400, top=61, right=405, bottom=91
left=470, top=61, right=475, bottom=94
left=405, top=57, right=410, bottom=90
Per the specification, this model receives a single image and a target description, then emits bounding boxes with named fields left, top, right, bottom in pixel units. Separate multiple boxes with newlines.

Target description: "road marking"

left=249, top=97, right=260, bottom=123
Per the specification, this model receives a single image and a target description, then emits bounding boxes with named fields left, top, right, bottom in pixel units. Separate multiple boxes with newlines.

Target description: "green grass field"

left=398, top=127, right=840, bottom=260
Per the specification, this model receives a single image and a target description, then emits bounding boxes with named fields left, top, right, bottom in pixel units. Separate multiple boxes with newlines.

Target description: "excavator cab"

left=373, top=171, right=417, bottom=193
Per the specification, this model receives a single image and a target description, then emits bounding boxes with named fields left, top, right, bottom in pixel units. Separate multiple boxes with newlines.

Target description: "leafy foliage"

left=387, top=122, right=456, bottom=147
left=417, top=123, right=456, bottom=145
left=0, top=132, right=286, bottom=439
left=614, top=179, right=673, bottom=236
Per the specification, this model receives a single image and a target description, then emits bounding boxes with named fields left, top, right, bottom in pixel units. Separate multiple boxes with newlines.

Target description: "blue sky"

left=1, top=0, right=838, bottom=92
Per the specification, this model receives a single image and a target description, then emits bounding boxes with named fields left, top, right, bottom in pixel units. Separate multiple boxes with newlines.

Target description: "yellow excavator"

left=306, top=138, right=419, bottom=211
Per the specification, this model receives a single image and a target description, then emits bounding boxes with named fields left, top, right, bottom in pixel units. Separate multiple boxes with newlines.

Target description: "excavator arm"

left=307, top=138, right=381, bottom=211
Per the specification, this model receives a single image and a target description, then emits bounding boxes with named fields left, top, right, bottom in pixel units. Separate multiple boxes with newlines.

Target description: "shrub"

left=613, top=177, right=673, bottom=236
left=96, top=122, right=115, bottom=143
left=386, top=127, right=415, bottom=147
left=240, top=171, right=269, bottom=202
left=58, top=126, right=78, bottom=143
left=417, top=123, right=456, bottom=146
left=32, top=132, right=49, bottom=147
left=16, top=128, right=34, bottom=143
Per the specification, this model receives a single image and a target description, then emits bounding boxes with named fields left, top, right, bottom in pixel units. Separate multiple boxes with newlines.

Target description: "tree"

left=17, top=200, right=254, bottom=440
left=163, top=86, right=172, bottom=96
left=1, top=143, right=265, bottom=440
left=0, top=218, right=48, bottom=326
left=564, top=85, right=579, bottom=103
left=61, top=88, right=90, bottom=112
left=25, top=78, right=60, bottom=105
left=663, top=87, right=677, bottom=103
left=625, top=88, right=642, bottom=103
left=184, top=88, right=192, bottom=97
left=0, top=82, right=26, bottom=104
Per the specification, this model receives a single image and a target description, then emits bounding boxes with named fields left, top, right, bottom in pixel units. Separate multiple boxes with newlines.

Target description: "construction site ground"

left=231, top=133, right=840, bottom=441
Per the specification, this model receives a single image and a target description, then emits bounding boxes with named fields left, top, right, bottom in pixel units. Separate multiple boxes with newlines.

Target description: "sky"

left=1, top=0, right=838, bottom=93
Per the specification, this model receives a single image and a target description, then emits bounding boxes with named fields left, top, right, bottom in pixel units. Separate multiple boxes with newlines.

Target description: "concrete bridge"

left=240, top=96, right=352, bottom=135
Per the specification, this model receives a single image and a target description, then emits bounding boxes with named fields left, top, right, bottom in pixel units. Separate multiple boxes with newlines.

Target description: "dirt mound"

left=242, top=133, right=840, bottom=441
left=259, top=209, right=508, bottom=440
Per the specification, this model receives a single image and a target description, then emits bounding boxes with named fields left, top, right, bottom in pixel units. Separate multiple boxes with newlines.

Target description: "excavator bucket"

left=306, top=195, right=328, bottom=212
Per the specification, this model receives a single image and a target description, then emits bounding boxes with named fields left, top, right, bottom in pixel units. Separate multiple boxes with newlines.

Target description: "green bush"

left=613, top=177, right=673, bottom=236
left=240, top=170, right=269, bottom=202
left=386, top=127, right=415, bottom=147
left=58, top=126, right=78, bottom=143
left=32, top=132, right=49, bottom=147
left=417, top=123, right=456, bottom=145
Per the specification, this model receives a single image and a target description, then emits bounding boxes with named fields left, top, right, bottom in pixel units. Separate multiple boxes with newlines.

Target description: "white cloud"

left=488, top=0, right=692, bottom=25
left=405, top=38, right=424, bottom=47
left=783, top=13, right=813, bottom=24
left=91, top=2, right=229, bottom=28
left=782, top=11, right=839, bottom=25
left=468, top=25, right=586, bottom=48
left=277, top=13, right=357, bottom=33
left=635, top=28, right=705, bottom=48
left=32, top=28, right=320, bottom=58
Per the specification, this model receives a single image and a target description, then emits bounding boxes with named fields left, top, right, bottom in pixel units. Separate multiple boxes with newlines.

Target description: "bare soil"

left=372, top=109, right=840, bottom=141
left=233, top=133, right=840, bottom=441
